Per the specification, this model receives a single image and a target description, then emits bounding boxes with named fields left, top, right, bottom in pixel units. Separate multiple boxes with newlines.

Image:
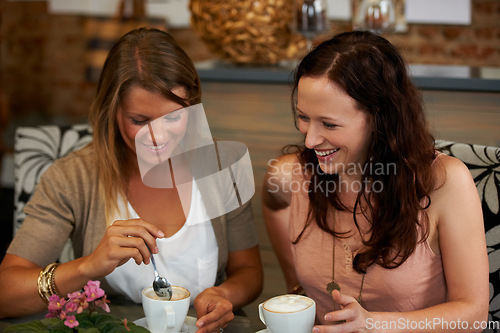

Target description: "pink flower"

left=84, top=280, right=105, bottom=301
left=67, top=291, right=88, bottom=313
left=64, top=315, right=79, bottom=328
left=123, top=318, right=131, bottom=331
left=44, top=279, right=118, bottom=330
left=47, top=294, right=66, bottom=312
left=76, top=297, right=88, bottom=314
left=95, top=295, right=111, bottom=313
left=48, top=294, right=60, bottom=303
left=67, top=291, right=82, bottom=300
left=65, top=300, right=78, bottom=313
left=44, top=311, right=57, bottom=319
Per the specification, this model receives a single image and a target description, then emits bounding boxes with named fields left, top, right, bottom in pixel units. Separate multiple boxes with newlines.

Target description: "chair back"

left=13, top=124, right=92, bottom=262
left=436, top=140, right=500, bottom=330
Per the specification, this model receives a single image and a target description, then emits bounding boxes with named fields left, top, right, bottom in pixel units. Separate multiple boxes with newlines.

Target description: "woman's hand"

left=79, top=218, right=165, bottom=278
left=194, top=286, right=234, bottom=333
left=314, top=290, right=373, bottom=333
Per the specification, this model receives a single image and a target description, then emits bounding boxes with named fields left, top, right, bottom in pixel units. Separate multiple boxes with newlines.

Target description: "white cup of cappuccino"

left=142, top=286, right=190, bottom=333
left=258, top=294, right=316, bottom=333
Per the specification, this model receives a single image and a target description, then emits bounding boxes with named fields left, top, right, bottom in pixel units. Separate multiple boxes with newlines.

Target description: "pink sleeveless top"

left=289, top=169, right=446, bottom=323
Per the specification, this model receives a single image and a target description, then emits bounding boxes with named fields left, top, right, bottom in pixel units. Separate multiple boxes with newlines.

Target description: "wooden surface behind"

left=200, top=81, right=500, bottom=326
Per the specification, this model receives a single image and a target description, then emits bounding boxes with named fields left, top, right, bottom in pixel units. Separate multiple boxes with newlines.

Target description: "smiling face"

left=296, top=76, right=373, bottom=180
left=117, top=86, right=189, bottom=166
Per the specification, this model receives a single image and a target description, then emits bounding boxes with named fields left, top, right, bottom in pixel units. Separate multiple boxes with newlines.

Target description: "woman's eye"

left=297, top=115, right=309, bottom=122
left=164, top=111, right=183, bottom=122
left=323, top=122, right=337, bottom=129
left=131, top=118, right=148, bottom=126
left=164, top=114, right=181, bottom=122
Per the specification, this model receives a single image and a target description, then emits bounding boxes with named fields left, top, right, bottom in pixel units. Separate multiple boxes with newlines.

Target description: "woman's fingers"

left=317, top=290, right=370, bottom=333
left=109, top=234, right=152, bottom=265
left=111, top=218, right=165, bottom=239
left=109, top=218, right=165, bottom=256
left=331, top=289, right=355, bottom=307
left=91, top=218, right=165, bottom=272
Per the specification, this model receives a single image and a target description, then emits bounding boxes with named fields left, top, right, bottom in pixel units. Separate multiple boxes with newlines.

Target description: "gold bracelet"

left=48, top=263, right=60, bottom=296
left=37, top=263, right=60, bottom=303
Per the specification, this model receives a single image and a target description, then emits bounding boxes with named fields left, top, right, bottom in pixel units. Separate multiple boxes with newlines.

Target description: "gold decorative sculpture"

left=189, top=0, right=307, bottom=65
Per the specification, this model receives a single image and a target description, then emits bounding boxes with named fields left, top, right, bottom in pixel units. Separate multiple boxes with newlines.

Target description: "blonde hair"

left=88, top=28, right=201, bottom=224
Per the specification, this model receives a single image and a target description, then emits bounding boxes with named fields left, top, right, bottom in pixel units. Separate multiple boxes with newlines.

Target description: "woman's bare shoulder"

left=267, top=153, right=302, bottom=178
left=262, top=153, right=303, bottom=209
left=432, top=153, right=474, bottom=191
left=430, top=153, right=481, bottom=216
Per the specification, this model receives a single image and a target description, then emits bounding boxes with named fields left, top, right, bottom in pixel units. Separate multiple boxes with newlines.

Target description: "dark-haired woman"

left=262, top=30, right=488, bottom=332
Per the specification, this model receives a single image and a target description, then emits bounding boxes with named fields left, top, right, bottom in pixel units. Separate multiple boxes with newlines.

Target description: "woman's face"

left=296, top=76, right=373, bottom=180
left=117, top=86, right=189, bottom=166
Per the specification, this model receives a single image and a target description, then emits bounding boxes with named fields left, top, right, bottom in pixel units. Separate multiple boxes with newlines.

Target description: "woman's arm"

left=0, top=218, right=164, bottom=319
left=217, top=246, right=264, bottom=309
left=193, top=246, right=264, bottom=333
left=262, top=154, right=300, bottom=293
left=318, top=155, right=489, bottom=333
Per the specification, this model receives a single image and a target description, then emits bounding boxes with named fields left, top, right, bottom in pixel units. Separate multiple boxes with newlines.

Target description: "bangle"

left=37, top=263, right=60, bottom=303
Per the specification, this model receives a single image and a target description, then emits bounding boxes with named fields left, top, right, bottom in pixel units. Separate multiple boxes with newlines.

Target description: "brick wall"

left=387, top=0, right=499, bottom=66
left=0, top=0, right=498, bottom=150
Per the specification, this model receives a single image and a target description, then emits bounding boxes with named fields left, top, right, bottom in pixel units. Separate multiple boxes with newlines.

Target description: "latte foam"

left=264, top=295, right=313, bottom=313
left=144, top=286, right=189, bottom=301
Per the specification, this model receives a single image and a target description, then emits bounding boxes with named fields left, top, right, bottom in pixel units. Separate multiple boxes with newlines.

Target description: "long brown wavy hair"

left=290, top=31, right=436, bottom=274
left=88, top=28, right=201, bottom=224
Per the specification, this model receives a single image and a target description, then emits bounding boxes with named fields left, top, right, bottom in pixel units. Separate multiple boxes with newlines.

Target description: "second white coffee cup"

left=259, top=294, right=316, bottom=333
left=142, top=286, right=190, bottom=333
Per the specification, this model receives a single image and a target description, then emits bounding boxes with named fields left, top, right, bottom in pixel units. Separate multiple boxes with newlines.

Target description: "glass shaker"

left=353, top=0, right=396, bottom=34
left=294, top=0, right=329, bottom=48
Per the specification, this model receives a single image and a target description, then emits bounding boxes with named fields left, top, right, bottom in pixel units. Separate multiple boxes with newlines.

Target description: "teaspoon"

left=149, top=252, right=173, bottom=300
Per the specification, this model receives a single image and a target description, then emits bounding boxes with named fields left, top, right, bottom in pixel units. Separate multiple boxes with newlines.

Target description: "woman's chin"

left=318, top=162, right=338, bottom=175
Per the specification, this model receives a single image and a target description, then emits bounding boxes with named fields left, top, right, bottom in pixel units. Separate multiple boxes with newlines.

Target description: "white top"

left=105, top=180, right=219, bottom=304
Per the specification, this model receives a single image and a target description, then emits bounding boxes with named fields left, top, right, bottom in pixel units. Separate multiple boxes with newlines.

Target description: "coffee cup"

left=142, top=286, right=190, bottom=333
left=259, top=294, right=316, bottom=333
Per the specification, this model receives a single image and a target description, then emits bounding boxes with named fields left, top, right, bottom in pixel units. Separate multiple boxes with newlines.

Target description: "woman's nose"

left=304, top=124, right=324, bottom=149
left=148, top=119, right=166, bottom=142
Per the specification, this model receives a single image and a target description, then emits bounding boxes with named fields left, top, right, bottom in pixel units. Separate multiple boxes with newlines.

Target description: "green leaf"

left=76, top=328, right=99, bottom=333
left=91, top=313, right=119, bottom=327
left=4, top=313, right=147, bottom=332
left=128, top=323, right=150, bottom=333
left=48, top=327, right=74, bottom=333
left=98, top=323, right=128, bottom=333
left=4, top=320, right=49, bottom=332
left=76, top=320, right=95, bottom=329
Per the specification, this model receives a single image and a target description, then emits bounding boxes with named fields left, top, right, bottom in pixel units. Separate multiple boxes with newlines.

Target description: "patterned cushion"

left=436, top=140, right=500, bottom=332
left=13, top=124, right=92, bottom=262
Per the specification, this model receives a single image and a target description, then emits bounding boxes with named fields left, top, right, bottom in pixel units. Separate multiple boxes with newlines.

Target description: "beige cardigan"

left=8, top=144, right=258, bottom=289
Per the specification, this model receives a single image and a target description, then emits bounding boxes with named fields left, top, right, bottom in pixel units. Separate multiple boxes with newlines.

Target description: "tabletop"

left=0, top=296, right=262, bottom=332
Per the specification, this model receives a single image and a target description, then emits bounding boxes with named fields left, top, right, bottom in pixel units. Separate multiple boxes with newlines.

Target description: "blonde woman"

left=0, top=28, right=263, bottom=333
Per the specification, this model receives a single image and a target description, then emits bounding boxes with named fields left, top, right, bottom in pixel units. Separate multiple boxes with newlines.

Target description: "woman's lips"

left=142, top=141, right=169, bottom=153
left=314, top=148, right=339, bottom=161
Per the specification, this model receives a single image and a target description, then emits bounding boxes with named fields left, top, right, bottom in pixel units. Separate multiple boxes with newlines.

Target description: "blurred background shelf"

left=196, top=60, right=500, bottom=92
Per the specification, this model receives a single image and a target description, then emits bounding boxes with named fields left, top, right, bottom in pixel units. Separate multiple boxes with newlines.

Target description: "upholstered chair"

left=13, top=124, right=92, bottom=263
left=436, top=140, right=500, bottom=332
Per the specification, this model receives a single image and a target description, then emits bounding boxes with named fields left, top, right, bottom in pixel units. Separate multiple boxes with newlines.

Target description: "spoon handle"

left=149, top=252, right=159, bottom=278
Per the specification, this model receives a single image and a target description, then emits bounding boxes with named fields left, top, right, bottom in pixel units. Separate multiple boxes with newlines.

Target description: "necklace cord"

left=327, top=210, right=366, bottom=304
